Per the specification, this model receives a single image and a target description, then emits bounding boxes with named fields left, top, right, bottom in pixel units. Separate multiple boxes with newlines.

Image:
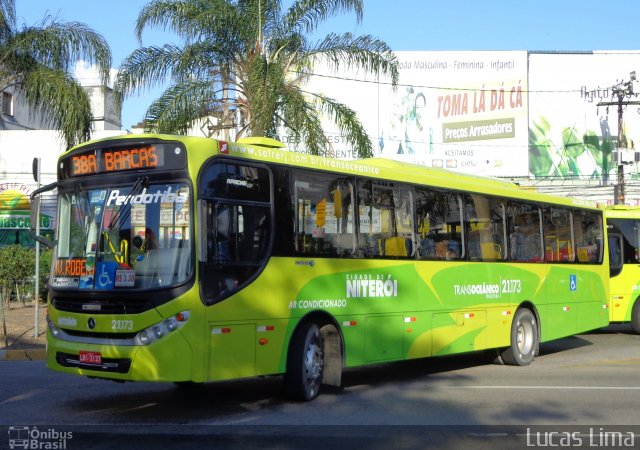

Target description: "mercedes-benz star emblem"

left=88, top=318, right=96, bottom=329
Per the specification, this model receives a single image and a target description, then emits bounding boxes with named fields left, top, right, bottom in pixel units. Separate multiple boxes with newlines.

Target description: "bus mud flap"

left=321, top=325, right=342, bottom=387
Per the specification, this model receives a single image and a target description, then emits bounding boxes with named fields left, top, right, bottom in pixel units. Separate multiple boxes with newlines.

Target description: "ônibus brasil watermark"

left=8, top=426, right=73, bottom=449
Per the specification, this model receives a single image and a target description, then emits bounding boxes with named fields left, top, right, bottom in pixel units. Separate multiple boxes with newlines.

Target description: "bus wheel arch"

left=500, top=303, right=539, bottom=366
left=284, top=312, right=344, bottom=401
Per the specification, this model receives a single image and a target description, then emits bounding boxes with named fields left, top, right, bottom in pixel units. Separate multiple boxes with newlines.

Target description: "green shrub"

left=0, top=245, right=51, bottom=303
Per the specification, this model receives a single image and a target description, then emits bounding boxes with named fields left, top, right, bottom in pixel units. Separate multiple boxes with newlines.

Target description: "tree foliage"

left=116, top=0, right=398, bottom=158
left=0, top=0, right=112, bottom=148
left=0, top=245, right=50, bottom=347
left=0, top=246, right=51, bottom=301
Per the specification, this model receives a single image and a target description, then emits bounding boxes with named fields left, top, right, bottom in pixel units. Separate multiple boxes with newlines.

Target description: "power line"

left=297, top=70, right=595, bottom=94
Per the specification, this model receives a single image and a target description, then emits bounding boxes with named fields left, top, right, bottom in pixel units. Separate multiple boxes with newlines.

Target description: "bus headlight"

left=138, top=330, right=151, bottom=345
left=153, top=325, right=165, bottom=339
left=164, top=317, right=178, bottom=331
left=135, top=310, right=190, bottom=346
left=47, top=316, right=61, bottom=337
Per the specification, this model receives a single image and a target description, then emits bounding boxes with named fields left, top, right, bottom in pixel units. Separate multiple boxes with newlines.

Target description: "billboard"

left=0, top=182, right=55, bottom=247
left=285, top=51, right=529, bottom=176
left=376, top=51, right=529, bottom=176
left=280, top=50, right=640, bottom=182
left=528, top=51, right=640, bottom=181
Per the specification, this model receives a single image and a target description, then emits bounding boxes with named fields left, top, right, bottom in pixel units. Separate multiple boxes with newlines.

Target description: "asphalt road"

left=2, top=324, right=640, bottom=449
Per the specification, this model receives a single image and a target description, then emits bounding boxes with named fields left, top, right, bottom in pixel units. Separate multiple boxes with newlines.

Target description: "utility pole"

left=32, top=158, right=41, bottom=338
left=597, top=71, right=640, bottom=204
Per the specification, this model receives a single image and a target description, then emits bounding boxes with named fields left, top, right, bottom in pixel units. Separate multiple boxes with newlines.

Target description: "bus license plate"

left=79, top=351, right=102, bottom=365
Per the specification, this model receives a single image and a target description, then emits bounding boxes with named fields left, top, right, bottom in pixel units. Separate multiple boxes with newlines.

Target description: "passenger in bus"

left=511, top=222, right=542, bottom=261
left=435, top=240, right=448, bottom=259
left=132, top=229, right=160, bottom=273
left=131, top=235, right=145, bottom=265
left=578, top=223, right=601, bottom=262
left=510, top=226, right=525, bottom=260
left=420, top=237, right=435, bottom=258
left=446, top=240, right=461, bottom=260
left=523, top=225, right=542, bottom=261
left=144, top=227, right=158, bottom=250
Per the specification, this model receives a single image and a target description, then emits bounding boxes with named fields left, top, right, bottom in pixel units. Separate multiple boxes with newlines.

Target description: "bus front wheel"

left=284, top=322, right=324, bottom=401
left=501, top=308, right=537, bottom=366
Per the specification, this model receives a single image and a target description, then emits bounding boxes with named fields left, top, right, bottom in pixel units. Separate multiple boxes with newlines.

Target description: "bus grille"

left=52, top=297, right=152, bottom=314
left=61, top=329, right=137, bottom=340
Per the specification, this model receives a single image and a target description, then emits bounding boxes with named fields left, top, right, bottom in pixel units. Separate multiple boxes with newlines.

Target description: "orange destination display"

left=58, top=141, right=186, bottom=179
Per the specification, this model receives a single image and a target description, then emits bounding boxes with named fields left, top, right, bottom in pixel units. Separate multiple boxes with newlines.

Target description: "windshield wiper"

left=108, top=176, right=149, bottom=230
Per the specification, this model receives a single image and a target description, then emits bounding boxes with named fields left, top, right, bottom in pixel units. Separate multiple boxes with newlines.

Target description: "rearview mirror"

left=30, top=182, right=57, bottom=248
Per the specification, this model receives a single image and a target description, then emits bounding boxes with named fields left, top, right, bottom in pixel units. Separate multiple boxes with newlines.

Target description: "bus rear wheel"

left=501, top=308, right=537, bottom=366
left=284, top=322, right=324, bottom=401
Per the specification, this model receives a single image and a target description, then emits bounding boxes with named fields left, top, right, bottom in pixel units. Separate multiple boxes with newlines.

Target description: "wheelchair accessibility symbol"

left=569, top=274, right=577, bottom=291
left=96, top=262, right=117, bottom=290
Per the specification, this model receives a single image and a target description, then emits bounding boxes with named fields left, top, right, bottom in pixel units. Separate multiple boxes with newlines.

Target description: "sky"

left=16, top=0, right=640, bottom=130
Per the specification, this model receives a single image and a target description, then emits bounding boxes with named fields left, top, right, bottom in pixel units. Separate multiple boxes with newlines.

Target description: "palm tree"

left=0, top=0, right=112, bottom=148
left=116, top=0, right=398, bottom=158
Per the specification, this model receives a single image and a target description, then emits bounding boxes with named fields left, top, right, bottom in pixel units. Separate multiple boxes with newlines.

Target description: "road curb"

left=0, top=348, right=46, bottom=361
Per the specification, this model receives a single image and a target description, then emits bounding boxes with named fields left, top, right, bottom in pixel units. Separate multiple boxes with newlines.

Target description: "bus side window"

left=415, top=188, right=460, bottom=260
left=509, top=202, right=543, bottom=262
left=543, top=206, right=572, bottom=262
left=357, top=180, right=414, bottom=259
left=570, top=209, right=603, bottom=264
left=293, top=171, right=354, bottom=257
left=331, top=188, right=356, bottom=256
left=607, top=217, right=640, bottom=267
left=463, top=194, right=506, bottom=262
left=199, top=161, right=272, bottom=304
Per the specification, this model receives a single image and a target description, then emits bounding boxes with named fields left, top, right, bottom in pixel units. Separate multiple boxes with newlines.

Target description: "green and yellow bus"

left=605, top=205, right=640, bottom=333
left=31, top=134, right=610, bottom=401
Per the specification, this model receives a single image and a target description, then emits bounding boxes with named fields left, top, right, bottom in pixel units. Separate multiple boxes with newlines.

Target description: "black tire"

left=284, top=322, right=324, bottom=401
left=631, top=300, right=640, bottom=334
left=500, top=308, right=537, bottom=366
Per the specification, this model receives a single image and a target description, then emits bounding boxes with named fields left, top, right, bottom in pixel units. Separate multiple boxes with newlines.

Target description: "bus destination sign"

left=59, top=142, right=186, bottom=179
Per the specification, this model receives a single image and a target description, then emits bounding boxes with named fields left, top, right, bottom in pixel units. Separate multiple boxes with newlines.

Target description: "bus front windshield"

left=52, top=181, right=192, bottom=290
